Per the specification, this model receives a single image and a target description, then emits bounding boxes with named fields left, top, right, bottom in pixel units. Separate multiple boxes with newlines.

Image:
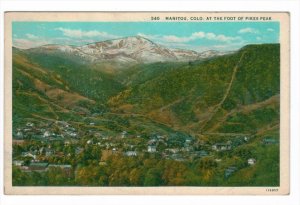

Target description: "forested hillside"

left=12, top=43, right=280, bottom=187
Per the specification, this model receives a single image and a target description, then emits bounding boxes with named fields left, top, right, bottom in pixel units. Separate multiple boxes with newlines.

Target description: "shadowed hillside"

left=108, top=44, right=280, bottom=135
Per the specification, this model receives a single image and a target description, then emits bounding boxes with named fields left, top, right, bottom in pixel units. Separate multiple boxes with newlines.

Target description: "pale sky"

left=12, top=21, right=279, bottom=52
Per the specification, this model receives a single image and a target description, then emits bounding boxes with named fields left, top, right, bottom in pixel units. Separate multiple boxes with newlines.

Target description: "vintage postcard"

left=4, top=12, right=289, bottom=195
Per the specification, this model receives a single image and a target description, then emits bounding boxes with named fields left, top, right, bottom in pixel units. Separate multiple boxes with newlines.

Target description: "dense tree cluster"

left=13, top=142, right=279, bottom=186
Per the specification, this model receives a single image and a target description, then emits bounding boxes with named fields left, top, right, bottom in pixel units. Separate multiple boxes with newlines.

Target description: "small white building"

left=69, top=132, right=77, bottom=137
left=22, top=152, right=37, bottom=160
left=147, top=145, right=157, bottom=153
left=124, top=151, right=137, bottom=157
left=248, top=158, right=256, bottom=166
left=166, top=148, right=179, bottom=154
left=215, top=159, right=222, bottom=163
left=212, top=143, right=232, bottom=151
left=13, top=160, right=24, bottom=166
left=121, top=131, right=127, bottom=138
left=43, top=131, right=51, bottom=138
left=16, top=131, right=24, bottom=138
left=26, top=122, right=34, bottom=127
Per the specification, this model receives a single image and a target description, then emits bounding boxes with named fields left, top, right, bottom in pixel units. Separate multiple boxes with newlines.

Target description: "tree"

left=78, top=145, right=102, bottom=165
left=12, top=166, right=28, bottom=186
left=129, top=168, right=145, bottom=186
left=75, top=165, right=103, bottom=186
left=144, top=168, right=162, bottom=186
left=47, top=167, right=72, bottom=185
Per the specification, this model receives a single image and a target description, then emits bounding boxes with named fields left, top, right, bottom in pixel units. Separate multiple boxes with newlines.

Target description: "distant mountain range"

left=21, top=36, right=232, bottom=65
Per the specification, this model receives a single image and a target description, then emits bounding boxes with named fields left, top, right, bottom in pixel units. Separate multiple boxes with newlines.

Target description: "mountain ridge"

left=15, top=36, right=233, bottom=65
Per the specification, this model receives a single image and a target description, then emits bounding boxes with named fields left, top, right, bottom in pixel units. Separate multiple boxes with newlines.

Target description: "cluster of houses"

left=118, top=132, right=210, bottom=161
left=13, top=120, right=279, bottom=179
left=13, top=160, right=72, bottom=176
left=13, top=121, right=80, bottom=142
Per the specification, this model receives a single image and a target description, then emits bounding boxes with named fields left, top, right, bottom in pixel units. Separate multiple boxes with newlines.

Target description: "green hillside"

left=22, top=48, right=125, bottom=102
left=12, top=44, right=280, bottom=187
left=108, top=44, right=280, bottom=135
left=12, top=48, right=184, bottom=136
left=13, top=48, right=93, bottom=126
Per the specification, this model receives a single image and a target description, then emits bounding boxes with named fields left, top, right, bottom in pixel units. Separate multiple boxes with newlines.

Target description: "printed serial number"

left=151, top=17, right=160, bottom=21
left=266, top=188, right=279, bottom=192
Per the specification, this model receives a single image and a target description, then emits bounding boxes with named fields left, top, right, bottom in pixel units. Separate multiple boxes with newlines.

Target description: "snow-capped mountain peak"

left=26, top=36, right=233, bottom=65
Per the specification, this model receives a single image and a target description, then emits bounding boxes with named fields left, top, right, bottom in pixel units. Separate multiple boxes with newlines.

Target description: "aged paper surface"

left=4, top=12, right=289, bottom=195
